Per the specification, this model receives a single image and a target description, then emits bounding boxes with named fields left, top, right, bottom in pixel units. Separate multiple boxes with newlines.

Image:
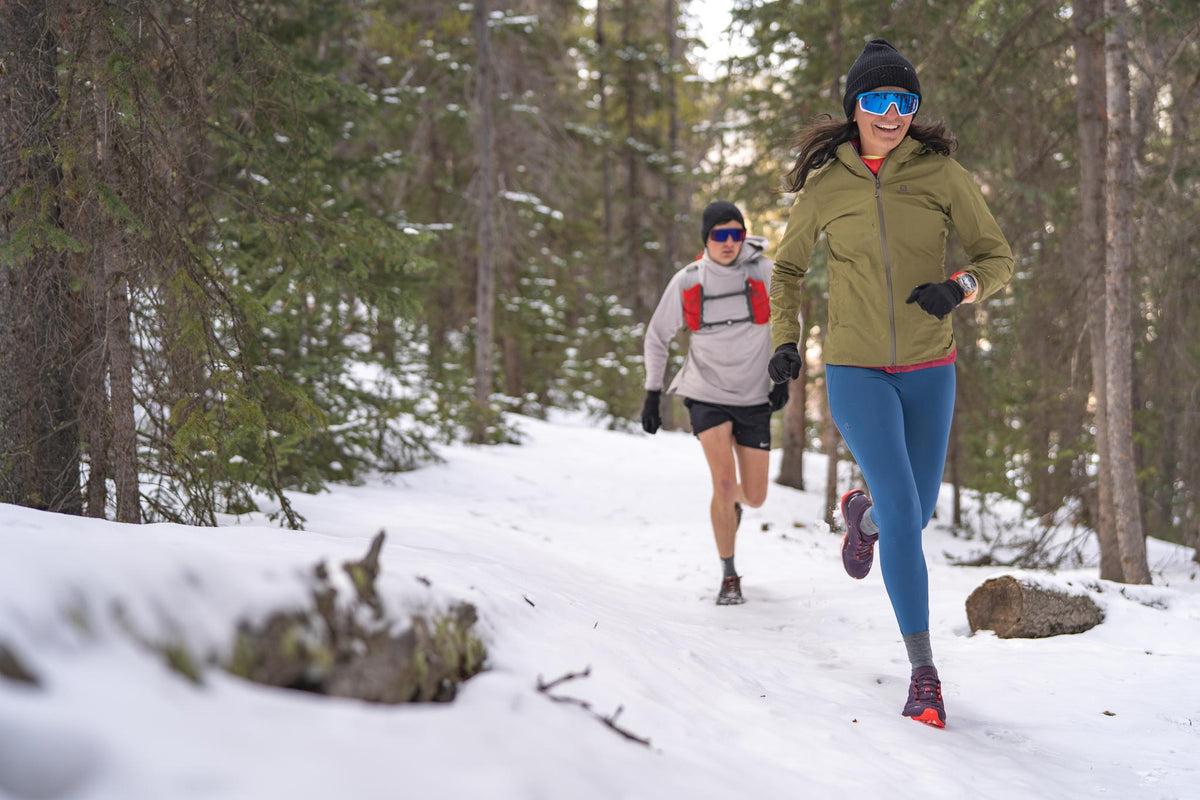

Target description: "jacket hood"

left=702, top=234, right=769, bottom=268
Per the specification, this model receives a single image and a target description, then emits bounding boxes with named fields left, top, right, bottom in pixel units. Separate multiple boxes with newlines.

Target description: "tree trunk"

left=76, top=39, right=110, bottom=517
left=78, top=274, right=110, bottom=517
left=90, top=38, right=140, bottom=523
left=828, top=0, right=842, bottom=99
left=663, top=0, right=679, bottom=284
left=107, top=275, right=139, bottom=522
left=1103, top=0, right=1150, bottom=584
left=949, top=397, right=962, bottom=527
left=500, top=179, right=520, bottom=402
left=776, top=372, right=805, bottom=491
left=595, top=0, right=614, bottom=267
left=472, top=0, right=497, bottom=441
left=0, top=0, right=82, bottom=513
left=820, top=353, right=839, bottom=529
left=655, top=0, right=681, bottom=433
left=1075, top=0, right=1122, bottom=581
left=621, top=0, right=651, bottom=315
left=776, top=296, right=812, bottom=490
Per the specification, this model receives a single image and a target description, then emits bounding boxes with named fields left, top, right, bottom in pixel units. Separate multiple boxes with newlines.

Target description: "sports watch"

left=952, top=271, right=978, bottom=300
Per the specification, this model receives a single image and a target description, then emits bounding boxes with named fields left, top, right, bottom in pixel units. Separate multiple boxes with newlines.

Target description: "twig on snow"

left=535, top=667, right=651, bottom=747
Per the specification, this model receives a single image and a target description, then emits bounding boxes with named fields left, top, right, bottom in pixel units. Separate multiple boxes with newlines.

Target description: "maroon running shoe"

left=902, top=665, right=946, bottom=728
left=716, top=574, right=744, bottom=605
left=840, top=489, right=878, bottom=579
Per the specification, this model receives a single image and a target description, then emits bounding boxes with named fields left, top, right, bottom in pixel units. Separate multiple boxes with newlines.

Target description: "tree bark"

left=828, top=0, right=842, bottom=100
left=965, top=575, right=1104, bottom=638
left=776, top=372, right=805, bottom=491
left=78, top=273, right=110, bottom=517
left=1103, top=0, right=1150, bottom=584
left=621, top=0, right=652, bottom=316
left=107, top=274, right=139, bottom=522
left=663, top=0, right=679, bottom=285
left=1074, top=0, right=1121, bottom=580
left=472, top=0, right=497, bottom=440
left=0, top=0, right=82, bottom=513
left=776, top=296, right=812, bottom=490
left=949, top=395, right=962, bottom=527
left=89, top=29, right=140, bottom=523
left=819, top=348, right=839, bottom=528
left=595, top=0, right=614, bottom=266
left=75, top=21, right=109, bottom=517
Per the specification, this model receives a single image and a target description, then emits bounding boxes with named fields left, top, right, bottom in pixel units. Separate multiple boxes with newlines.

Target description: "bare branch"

left=535, top=668, right=651, bottom=747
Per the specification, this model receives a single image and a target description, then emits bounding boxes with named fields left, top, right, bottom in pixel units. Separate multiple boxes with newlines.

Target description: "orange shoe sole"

left=907, top=708, right=946, bottom=729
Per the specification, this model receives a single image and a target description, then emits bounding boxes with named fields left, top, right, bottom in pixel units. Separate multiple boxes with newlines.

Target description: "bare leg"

left=697, top=422, right=742, bottom=559
left=734, top=443, right=770, bottom=509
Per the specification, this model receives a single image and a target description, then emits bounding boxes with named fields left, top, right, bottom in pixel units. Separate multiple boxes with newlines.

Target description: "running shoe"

left=902, top=665, right=946, bottom=728
left=840, top=489, right=878, bottom=579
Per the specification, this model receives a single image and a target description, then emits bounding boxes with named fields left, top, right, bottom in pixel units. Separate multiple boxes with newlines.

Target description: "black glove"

left=905, top=280, right=965, bottom=320
left=767, top=343, right=802, bottom=384
left=641, top=390, right=662, bottom=434
left=768, top=380, right=789, bottom=411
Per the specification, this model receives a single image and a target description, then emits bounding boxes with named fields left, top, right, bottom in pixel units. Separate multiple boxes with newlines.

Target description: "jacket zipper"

left=873, top=163, right=898, bottom=366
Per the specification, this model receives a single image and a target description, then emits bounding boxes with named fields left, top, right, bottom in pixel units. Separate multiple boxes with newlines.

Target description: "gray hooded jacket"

left=643, top=235, right=774, bottom=406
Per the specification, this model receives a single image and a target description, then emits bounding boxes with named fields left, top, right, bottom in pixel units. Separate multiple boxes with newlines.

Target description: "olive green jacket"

left=770, top=137, right=1013, bottom=367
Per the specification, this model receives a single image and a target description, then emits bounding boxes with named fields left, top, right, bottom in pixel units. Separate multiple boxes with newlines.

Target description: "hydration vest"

left=680, top=258, right=771, bottom=332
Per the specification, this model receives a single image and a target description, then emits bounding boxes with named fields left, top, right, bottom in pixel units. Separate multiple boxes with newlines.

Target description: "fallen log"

left=225, top=530, right=486, bottom=702
left=965, top=575, right=1103, bottom=638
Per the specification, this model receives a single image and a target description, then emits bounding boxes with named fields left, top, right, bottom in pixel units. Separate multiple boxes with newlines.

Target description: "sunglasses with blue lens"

left=857, top=91, right=920, bottom=117
left=709, top=228, right=746, bottom=243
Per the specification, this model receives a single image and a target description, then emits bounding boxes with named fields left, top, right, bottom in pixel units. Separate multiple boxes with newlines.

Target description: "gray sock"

left=721, top=556, right=737, bottom=578
left=903, top=630, right=934, bottom=671
left=861, top=506, right=879, bottom=535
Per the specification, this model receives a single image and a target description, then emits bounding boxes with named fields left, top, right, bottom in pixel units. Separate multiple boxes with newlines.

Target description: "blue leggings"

left=826, top=363, right=955, bottom=635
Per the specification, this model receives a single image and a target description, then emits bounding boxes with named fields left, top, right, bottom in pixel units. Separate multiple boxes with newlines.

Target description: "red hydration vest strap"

left=680, top=259, right=771, bottom=332
left=747, top=275, right=770, bottom=324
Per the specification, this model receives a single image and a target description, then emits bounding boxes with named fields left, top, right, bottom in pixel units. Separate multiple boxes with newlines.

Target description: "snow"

left=1, top=411, right=1198, bottom=799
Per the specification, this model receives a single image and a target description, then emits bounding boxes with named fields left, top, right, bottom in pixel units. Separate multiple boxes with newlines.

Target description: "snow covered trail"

left=1, top=412, right=1198, bottom=799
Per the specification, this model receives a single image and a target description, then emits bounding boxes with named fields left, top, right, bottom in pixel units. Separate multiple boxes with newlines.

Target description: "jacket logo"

left=898, top=184, right=910, bottom=194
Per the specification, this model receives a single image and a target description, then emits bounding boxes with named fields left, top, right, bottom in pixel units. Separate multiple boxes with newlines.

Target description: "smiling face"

left=853, top=85, right=914, bottom=158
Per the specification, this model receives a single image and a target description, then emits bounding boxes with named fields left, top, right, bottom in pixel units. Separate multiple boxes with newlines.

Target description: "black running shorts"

left=684, top=398, right=772, bottom=450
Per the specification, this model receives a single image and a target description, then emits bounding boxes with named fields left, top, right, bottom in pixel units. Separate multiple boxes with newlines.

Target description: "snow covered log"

left=225, top=531, right=486, bottom=703
left=965, top=575, right=1104, bottom=638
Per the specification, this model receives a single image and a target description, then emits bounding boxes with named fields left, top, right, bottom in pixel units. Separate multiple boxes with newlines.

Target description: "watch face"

left=957, top=273, right=978, bottom=294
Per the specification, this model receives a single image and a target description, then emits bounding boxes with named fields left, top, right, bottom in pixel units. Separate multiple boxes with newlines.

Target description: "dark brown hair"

left=783, top=115, right=958, bottom=193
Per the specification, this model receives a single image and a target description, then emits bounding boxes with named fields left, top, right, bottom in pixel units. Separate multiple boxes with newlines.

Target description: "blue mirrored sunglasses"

left=857, top=91, right=920, bottom=116
left=709, top=228, right=746, bottom=243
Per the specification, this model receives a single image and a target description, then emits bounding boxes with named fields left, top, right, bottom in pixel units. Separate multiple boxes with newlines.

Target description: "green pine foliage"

left=53, top=0, right=445, bottom=525
left=558, top=283, right=646, bottom=426
left=186, top=0, right=442, bottom=512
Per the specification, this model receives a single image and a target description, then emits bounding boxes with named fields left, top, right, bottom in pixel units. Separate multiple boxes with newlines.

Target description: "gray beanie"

left=842, top=39, right=921, bottom=118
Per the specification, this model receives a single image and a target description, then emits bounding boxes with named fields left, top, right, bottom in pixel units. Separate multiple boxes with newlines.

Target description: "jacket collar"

left=836, top=136, right=924, bottom=178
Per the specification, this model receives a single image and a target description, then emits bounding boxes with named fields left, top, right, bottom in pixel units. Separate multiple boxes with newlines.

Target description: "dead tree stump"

left=965, top=575, right=1103, bottom=638
left=226, top=530, right=486, bottom=702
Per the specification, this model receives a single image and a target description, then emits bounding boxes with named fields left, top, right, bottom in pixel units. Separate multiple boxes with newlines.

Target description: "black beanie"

left=700, top=200, right=745, bottom=244
left=842, top=39, right=921, bottom=118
